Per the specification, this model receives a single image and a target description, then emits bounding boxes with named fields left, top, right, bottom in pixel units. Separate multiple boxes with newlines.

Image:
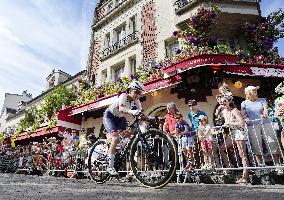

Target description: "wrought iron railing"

left=173, top=0, right=193, bottom=13
left=174, top=0, right=260, bottom=14
left=101, top=31, right=139, bottom=59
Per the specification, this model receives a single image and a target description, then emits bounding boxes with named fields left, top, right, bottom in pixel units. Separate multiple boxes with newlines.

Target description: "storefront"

left=57, top=54, right=284, bottom=137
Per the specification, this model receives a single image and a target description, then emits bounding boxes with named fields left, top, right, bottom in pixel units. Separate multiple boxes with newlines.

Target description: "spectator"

left=187, top=99, right=207, bottom=167
left=221, top=95, right=249, bottom=183
left=187, top=99, right=207, bottom=132
left=197, top=115, right=214, bottom=170
left=215, top=83, right=232, bottom=126
left=274, top=81, right=284, bottom=151
left=267, top=98, right=282, bottom=145
left=241, top=86, right=280, bottom=166
left=163, top=102, right=180, bottom=136
left=174, top=114, right=195, bottom=169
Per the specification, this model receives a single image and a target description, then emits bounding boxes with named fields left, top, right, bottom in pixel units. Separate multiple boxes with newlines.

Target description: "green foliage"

left=15, top=85, right=77, bottom=137
left=243, top=8, right=284, bottom=64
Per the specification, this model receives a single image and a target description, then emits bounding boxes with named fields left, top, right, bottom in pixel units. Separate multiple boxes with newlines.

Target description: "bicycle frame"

left=112, top=115, right=155, bottom=171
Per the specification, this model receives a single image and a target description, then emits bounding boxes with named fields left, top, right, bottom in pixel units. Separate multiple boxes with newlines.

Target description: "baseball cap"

left=188, top=99, right=197, bottom=106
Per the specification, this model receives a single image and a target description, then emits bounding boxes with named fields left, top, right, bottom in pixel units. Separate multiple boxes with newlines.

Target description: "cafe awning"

left=67, top=74, right=182, bottom=116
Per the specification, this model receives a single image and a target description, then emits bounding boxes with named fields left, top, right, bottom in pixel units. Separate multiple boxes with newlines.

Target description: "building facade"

left=74, top=0, right=265, bottom=135
left=87, top=0, right=260, bottom=85
left=0, top=91, right=32, bottom=133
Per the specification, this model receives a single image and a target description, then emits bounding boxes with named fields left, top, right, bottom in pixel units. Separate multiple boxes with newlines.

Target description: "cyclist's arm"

left=118, top=94, right=141, bottom=114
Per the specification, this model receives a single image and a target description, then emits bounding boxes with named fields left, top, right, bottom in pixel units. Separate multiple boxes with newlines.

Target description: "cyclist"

left=103, top=80, right=144, bottom=175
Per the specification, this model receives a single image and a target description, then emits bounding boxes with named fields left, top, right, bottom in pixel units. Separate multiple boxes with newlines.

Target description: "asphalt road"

left=0, top=173, right=284, bottom=200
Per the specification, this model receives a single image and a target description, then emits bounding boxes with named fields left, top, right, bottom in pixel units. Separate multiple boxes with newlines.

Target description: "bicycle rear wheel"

left=130, top=128, right=177, bottom=188
left=88, top=139, right=110, bottom=184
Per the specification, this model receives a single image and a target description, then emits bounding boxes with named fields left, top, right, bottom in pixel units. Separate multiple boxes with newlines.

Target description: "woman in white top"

left=221, top=95, right=249, bottom=183
left=103, top=80, right=144, bottom=175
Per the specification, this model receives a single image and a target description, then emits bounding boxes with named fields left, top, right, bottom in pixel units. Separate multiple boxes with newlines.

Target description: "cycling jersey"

left=107, top=93, right=142, bottom=118
left=104, top=93, right=142, bottom=133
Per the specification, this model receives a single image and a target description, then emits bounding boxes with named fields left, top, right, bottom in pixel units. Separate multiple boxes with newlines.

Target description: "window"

left=166, top=41, right=179, bottom=59
left=48, top=76, right=55, bottom=88
left=129, top=15, right=137, bottom=33
left=115, top=0, right=123, bottom=6
left=130, top=58, right=137, bottom=74
left=107, top=2, right=113, bottom=13
left=116, top=25, right=126, bottom=43
left=113, top=65, right=124, bottom=81
left=101, top=69, right=107, bottom=83
left=104, top=33, right=111, bottom=48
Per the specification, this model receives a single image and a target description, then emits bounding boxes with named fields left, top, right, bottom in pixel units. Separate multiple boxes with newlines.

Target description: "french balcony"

left=101, top=31, right=139, bottom=60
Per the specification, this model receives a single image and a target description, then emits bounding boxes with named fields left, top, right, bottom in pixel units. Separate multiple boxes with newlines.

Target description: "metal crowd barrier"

left=176, top=118, right=284, bottom=183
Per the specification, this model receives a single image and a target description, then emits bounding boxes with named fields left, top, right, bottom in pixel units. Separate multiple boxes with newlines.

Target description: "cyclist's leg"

left=103, top=111, right=120, bottom=174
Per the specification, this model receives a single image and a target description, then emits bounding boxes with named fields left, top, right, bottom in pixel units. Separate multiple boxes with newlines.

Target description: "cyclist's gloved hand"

left=129, top=109, right=141, bottom=116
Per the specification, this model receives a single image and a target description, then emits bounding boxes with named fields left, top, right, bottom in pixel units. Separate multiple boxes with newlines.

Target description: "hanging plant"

left=170, top=5, right=230, bottom=64
left=243, top=9, right=284, bottom=64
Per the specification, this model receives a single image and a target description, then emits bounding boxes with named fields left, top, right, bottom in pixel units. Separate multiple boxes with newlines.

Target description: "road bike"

left=87, top=114, right=177, bottom=188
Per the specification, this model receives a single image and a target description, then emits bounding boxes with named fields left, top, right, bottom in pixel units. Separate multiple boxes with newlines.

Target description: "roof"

left=46, top=69, right=72, bottom=80
left=26, top=70, right=87, bottom=105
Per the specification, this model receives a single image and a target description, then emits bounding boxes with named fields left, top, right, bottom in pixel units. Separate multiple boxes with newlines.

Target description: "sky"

left=0, top=0, right=283, bottom=108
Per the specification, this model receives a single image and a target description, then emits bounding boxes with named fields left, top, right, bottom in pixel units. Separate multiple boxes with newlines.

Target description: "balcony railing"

left=174, top=0, right=197, bottom=14
left=101, top=31, right=139, bottom=60
left=174, top=0, right=260, bottom=15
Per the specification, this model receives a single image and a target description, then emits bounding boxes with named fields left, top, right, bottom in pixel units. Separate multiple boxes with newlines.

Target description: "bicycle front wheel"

left=130, top=129, right=177, bottom=188
left=87, top=139, right=110, bottom=184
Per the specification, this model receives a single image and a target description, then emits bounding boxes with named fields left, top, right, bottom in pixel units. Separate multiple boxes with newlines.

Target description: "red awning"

left=15, top=126, right=65, bottom=141
left=163, top=54, right=239, bottom=73
left=67, top=74, right=182, bottom=116
left=223, top=64, right=284, bottom=78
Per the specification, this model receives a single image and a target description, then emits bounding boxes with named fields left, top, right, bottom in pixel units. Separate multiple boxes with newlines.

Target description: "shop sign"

left=144, top=75, right=182, bottom=91
left=251, top=67, right=284, bottom=78
left=163, top=54, right=238, bottom=73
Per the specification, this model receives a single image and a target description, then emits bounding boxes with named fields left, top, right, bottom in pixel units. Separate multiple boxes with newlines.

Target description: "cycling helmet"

left=128, top=80, right=144, bottom=91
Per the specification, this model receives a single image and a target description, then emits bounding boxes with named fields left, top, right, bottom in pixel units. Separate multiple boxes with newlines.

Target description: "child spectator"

left=197, top=115, right=214, bottom=170
left=175, top=114, right=195, bottom=169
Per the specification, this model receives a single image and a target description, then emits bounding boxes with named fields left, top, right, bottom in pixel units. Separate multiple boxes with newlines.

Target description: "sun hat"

left=244, top=86, right=259, bottom=94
